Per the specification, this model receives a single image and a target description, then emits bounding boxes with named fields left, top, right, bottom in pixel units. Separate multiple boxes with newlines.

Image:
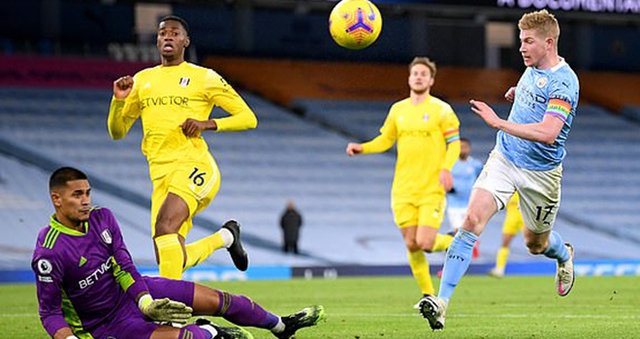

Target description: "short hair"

left=49, top=167, right=88, bottom=191
left=409, top=57, right=437, bottom=78
left=159, top=15, right=190, bottom=36
left=460, top=137, right=471, bottom=145
left=518, top=10, right=560, bottom=42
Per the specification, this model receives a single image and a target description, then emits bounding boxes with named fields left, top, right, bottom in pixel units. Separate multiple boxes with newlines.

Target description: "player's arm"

left=103, top=209, right=192, bottom=323
left=346, top=110, right=397, bottom=156
left=469, top=99, right=565, bottom=145
left=440, top=107, right=461, bottom=191
left=184, top=70, right=257, bottom=136
left=180, top=71, right=257, bottom=137
left=32, top=254, right=73, bottom=338
left=108, top=75, right=140, bottom=140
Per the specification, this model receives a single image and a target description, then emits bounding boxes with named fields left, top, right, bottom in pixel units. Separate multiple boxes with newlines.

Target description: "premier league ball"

left=329, top=0, right=382, bottom=50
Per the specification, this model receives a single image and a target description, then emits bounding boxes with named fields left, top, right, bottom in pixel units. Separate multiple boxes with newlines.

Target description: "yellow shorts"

left=502, top=195, right=525, bottom=235
left=392, top=194, right=446, bottom=229
left=150, top=153, right=221, bottom=238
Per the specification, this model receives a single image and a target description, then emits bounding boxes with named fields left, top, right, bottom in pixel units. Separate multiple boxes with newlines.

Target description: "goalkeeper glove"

left=138, top=294, right=193, bottom=324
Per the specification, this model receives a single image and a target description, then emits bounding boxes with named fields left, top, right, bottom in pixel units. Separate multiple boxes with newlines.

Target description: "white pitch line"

left=326, top=313, right=640, bottom=319
left=3, top=312, right=640, bottom=320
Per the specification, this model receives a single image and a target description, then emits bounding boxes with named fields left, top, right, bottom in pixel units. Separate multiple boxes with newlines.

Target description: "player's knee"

left=463, top=211, right=483, bottom=233
left=416, top=239, right=435, bottom=253
left=154, top=219, right=173, bottom=236
left=405, top=240, right=420, bottom=252
left=525, top=241, right=546, bottom=254
left=155, top=213, right=181, bottom=236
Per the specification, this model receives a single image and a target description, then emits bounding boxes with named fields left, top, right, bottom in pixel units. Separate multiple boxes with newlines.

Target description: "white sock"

left=219, top=228, right=234, bottom=248
left=270, top=317, right=285, bottom=333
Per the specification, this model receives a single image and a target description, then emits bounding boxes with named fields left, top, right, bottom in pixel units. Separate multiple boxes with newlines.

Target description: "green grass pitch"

left=2, top=276, right=639, bottom=338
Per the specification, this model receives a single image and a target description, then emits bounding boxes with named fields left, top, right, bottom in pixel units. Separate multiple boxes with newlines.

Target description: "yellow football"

left=329, top=0, right=383, bottom=50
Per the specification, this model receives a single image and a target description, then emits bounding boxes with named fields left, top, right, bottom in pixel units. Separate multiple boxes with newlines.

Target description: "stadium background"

left=1, top=0, right=640, bottom=285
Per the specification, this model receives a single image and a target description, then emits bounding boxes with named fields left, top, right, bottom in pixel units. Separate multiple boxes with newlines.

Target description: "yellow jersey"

left=362, top=95, right=460, bottom=201
left=108, top=62, right=257, bottom=180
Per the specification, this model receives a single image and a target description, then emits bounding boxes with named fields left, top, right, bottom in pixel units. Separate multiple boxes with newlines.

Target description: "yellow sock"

left=155, top=234, right=184, bottom=280
left=408, top=250, right=435, bottom=295
left=431, top=233, right=454, bottom=252
left=495, top=247, right=510, bottom=273
left=184, top=233, right=226, bottom=271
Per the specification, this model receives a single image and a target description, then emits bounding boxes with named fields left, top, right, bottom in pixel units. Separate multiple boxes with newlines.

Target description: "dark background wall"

left=1, top=0, right=639, bottom=71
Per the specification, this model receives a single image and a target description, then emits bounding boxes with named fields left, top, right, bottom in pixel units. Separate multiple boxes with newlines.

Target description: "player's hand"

left=180, top=118, right=214, bottom=137
left=140, top=297, right=193, bottom=324
left=113, top=76, right=134, bottom=99
left=470, top=99, right=502, bottom=129
left=346, top=143, right=363, bottom=156
left=439, top=169, right=453, bottom=192
left=504, top=86, right=516, bottom=102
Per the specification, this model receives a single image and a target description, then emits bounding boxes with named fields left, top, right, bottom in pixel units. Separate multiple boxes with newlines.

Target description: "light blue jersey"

left=447, top=156, right=483, bottom=208
left=498, top=58, right=579, bottom=171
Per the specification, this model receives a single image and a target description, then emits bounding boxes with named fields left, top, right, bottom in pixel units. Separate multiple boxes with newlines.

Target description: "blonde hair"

left=409, top=57, right=436, bottom=78
left=518, top=10, right=560, bottom=42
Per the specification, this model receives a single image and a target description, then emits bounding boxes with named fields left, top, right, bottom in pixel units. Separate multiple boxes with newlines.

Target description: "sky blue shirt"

left=447, top=156, right=483, bottom=208
left=497, top=58, right=579, bottom=171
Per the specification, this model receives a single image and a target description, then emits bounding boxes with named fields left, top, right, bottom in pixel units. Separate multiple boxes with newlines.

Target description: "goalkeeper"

left=33, top=167, right=324, bottom=339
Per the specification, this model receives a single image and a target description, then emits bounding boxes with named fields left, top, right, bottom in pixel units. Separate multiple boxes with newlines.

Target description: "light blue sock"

left=438, top=229, right=478, bottom=304
left=542, top=231, right=570, bottom=263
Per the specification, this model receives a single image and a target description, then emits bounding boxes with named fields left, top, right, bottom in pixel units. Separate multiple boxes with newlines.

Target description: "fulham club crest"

left=179, top=77, right=191, bottom=87
left=101, top=230, right=113, bottom=245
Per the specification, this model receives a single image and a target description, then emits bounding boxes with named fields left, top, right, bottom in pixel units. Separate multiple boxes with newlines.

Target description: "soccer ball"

left=329, top=0, right=382, bottom=50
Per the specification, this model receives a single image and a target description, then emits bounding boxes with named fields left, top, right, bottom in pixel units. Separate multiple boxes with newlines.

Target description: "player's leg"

left=95, top=299, right=246, bottom=339
left=145, top=277, right=323, bottom=338
left=147, top=276, right=275, bottom=334
left=420, top=189, right=497, bottom=330
left=411, top=196, right=452, bottom=310
left=396, top=203, right=435, bottom=299
left=415, top=195, right=452, bottom=253
left=195, top=284, right=327, bottom=338
left=440, top=188, right=499, bottom=296
left=180, top=156, right=248, bottom=271
left=154, top=191, right=191, bottom=279
left=423, top=151, right=515, bottom=330
left=518, top=165, right=574, bottom=296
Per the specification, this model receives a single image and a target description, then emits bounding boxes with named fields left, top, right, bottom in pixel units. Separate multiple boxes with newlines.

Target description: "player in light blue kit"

left=420, top=9, right=579, bottom=331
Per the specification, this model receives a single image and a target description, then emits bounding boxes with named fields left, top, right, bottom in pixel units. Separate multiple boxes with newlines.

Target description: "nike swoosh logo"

left=367, top=3, right=376, bottom=20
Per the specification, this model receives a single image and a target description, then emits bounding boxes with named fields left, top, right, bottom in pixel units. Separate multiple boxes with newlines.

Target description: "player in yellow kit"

left=346, top=57, right=461, bottom=306
left=107, top=15, right=257, bottom=279
left=489, top=192, right=525, bottom=278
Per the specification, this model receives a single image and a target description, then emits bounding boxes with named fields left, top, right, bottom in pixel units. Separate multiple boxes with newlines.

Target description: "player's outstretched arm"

left=138, top=294, right=193, bottom=324
left=470, top=99, right=563, bottom=145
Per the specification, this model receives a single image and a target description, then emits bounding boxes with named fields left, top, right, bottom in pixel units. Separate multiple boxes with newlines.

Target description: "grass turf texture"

left=2, top=276, right=639, bottom=338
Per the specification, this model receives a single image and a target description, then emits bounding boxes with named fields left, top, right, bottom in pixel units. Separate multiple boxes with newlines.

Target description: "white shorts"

left=446, top=207, right=467, bottom=231
left=474, top=149, right=562, bottom=234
